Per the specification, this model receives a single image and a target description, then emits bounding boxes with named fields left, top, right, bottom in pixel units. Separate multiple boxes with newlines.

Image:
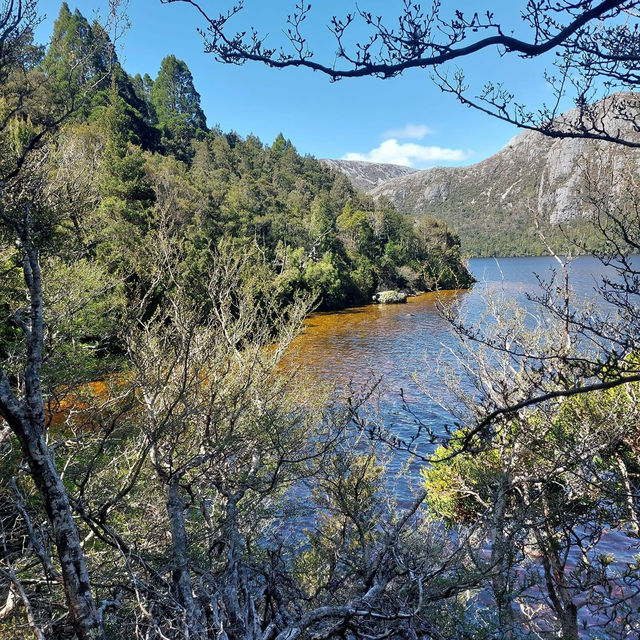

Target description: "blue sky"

left=36, top=1, right=568, bottom=168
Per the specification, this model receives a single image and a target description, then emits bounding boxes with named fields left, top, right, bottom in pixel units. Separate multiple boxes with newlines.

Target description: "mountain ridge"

left=318, top=158, right=417, bottom=193
left=324, top=93, right=640, bottom=256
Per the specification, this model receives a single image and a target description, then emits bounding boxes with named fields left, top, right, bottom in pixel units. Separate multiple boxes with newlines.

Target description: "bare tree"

left=0, top=1, right=38, bottom=79
left=107, top=225, right=471, bottom=639
left=27, top=211, right=500, bottom=639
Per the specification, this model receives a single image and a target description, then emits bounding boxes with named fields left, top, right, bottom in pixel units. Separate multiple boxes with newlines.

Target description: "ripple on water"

left=283, top=288, right=467, bottom=474
left=283, top=255, right=640, bottom=462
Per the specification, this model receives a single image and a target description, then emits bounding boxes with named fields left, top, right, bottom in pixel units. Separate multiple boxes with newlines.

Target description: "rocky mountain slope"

left=326, top=94, right=640, bottom=256
left=318, top=159, right=417, bottom=193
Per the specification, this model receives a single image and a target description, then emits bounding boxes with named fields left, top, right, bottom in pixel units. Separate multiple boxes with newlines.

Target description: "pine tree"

left=101, top=64, right=160, bottom=150
left=93, top=84, right=155, bottom=277
left=42, top=3, right=110, bottom=101
left=270, top=132, right=292, bottom=157
left=150, top=54, right=207, bottom=161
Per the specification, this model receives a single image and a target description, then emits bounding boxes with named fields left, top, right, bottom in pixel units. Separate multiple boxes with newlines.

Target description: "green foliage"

left=176, top=129, right=472, bottom=310
left=0, top=1, right=474, bottom=356
left=42, top=3, right=160, bottom=151
left=0, top=246, right=26, bottom=363
left=270, top=132, right=293, bottom=157
left=4, top=6, right=640, bottom=639
left=42, top=3, right=110, bottom=101
left=88, top=89, right=157, bottom=281
left=303, top=251, right=344, bottom=303
left=150, top=54, right=207, bottom=161
left=337, top=202, right=375, bottom=258
left=349, top=256, right=375, bottom=298
left=422, top=437, right=501, bottom=524
left=424, top=381, right=640, bottom=529
left=40, top=256, right=126, bottom=388
left=0, top=0, right=470, bottom=347
left=407, top=179, right=614, bottom=258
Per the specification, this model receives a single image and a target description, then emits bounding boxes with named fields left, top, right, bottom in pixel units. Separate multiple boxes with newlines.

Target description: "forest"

left=2, top=1, right=640, bottom=640
left=15, top=3, right=472, bottom=311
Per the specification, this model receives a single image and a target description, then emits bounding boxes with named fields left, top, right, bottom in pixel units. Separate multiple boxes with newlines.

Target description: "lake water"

left=285, top=255, right=630, bottom=465
left=285, top=254, right=640, bottom=634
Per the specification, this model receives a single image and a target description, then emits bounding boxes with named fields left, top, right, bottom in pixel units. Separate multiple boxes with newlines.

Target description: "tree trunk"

left=490, top=474, right=515, bottom=640
left=4, top=415, right=105, bottom=640
left=616, top=453, right=639, bottom=536
left=221, top=495, right=262, bottom=640
left=535, top=491, right=579, bottom=640
left=166, top=476, right=206, bottom=639
left=558, top=603, right=579, bottom=640
left=0, top=245, right=105, bottom=640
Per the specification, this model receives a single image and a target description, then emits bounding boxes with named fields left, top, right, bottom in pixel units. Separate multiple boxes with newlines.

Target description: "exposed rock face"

left=326, top=94, right=640, bottom=256
left=318, top=159, right=417, bottom=193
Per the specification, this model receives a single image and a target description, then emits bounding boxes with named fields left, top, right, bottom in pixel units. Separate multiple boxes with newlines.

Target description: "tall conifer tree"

left=42, top=3, right=110, bottom=99
left=150, top=54, right=207, bottom=161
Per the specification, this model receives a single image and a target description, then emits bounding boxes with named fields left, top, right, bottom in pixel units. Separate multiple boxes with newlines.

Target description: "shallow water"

left=285, top=255, right=631, bottom=452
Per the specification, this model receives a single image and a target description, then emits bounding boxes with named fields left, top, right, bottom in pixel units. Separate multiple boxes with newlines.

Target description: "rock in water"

left=373, top=290, right=408, bottom=304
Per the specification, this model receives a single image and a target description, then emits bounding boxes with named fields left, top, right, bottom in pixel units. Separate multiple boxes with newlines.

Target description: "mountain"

left=326, top=94, right=640, bottom=256
left=318, top=159, right=417, bottom=193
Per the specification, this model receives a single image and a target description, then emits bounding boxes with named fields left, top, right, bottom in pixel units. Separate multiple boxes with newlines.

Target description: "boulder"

left=372, top=290, right=408, bottom=304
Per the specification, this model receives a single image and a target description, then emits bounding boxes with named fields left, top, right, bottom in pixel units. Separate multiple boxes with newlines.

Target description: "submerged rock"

left=372, top=290, right=408, bottom=304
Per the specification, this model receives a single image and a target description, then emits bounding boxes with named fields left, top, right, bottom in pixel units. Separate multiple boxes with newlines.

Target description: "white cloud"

left=343, top=139, right=470, bottom=168
left=382, top=124, right=433, bottom=140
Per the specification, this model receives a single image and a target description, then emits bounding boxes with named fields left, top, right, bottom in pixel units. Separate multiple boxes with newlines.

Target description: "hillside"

left=327, top=94, right=640, bottom=256
left=318, top=159, right=417, bottom=192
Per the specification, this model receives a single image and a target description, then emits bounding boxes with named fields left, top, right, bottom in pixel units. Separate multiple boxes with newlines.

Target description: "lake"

left=285, top=255, right=629, bottom=468
left=285, top=254, right=640, bottom=634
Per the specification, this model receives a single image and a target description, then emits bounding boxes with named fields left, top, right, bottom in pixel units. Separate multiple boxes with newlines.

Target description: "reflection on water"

left=284, top=255, right=640, bottom=634
left=284, top=255, right=636, bottom=455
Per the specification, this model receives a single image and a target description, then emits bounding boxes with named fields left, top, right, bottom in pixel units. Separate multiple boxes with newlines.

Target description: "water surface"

left=286, top=255, right=630, bottom=451
left=284, top=254, right=640, bottom=634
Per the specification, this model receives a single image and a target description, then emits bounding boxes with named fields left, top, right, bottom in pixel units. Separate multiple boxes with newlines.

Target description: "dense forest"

left=2, top=2, right=640, bottom=640
left=13, top=3, right=472, bottom=316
